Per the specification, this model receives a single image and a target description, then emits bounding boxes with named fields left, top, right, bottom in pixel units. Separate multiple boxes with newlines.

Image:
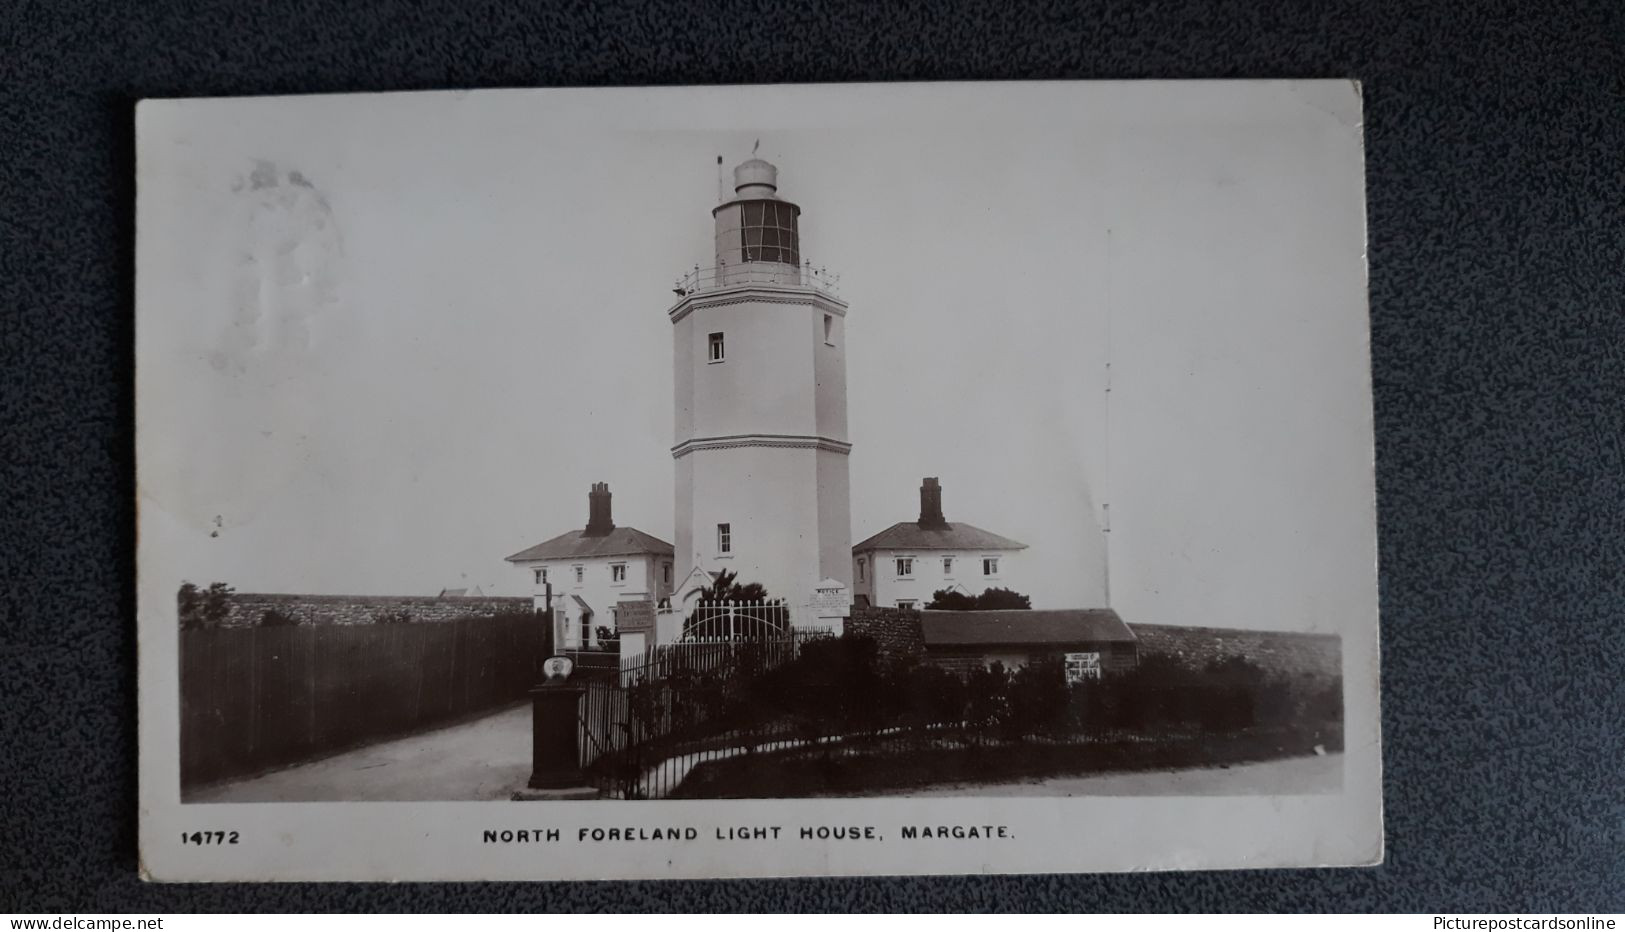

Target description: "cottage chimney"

left=585, top=482, right=615, bottom=536
left=918, top=477, right=947, bottom=529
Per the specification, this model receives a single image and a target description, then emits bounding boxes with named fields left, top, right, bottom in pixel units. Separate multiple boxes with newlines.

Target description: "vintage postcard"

left=136, top=80, right=1382, bottom=881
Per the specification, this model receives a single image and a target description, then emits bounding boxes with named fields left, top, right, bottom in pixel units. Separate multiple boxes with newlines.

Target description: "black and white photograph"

left=136, top=80, right=1381, bottom=880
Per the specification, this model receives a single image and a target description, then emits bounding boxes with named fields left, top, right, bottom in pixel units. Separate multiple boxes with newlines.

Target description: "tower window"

left=611, top=563, right=627, bottom=583
left=708, top=332, right=725, bottom=363
left=717, top=523, right=732, bottom=554
left=824, top=314, right=834, bottom=345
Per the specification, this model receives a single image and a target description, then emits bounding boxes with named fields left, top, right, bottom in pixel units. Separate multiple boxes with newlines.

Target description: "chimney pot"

left=918, top=477, right=947, bottom=528
left=585, top=483, right=615, bottom=536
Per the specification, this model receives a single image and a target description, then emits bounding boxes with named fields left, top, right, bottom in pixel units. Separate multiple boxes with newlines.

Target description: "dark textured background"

left=2, top=0, right=1622, bottom=912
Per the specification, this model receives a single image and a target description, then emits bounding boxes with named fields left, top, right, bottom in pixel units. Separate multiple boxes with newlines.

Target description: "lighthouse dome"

left=733, top=158, right=778, bottom=197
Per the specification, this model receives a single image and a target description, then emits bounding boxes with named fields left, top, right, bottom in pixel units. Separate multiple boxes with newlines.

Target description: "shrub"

left=178, top=581, right=234, bottom=629
left=1002, top=660, right=1070, bottom=739
left=925, top=587, right=1033, bottom=611
left=260, top=609, right=301, bottom=627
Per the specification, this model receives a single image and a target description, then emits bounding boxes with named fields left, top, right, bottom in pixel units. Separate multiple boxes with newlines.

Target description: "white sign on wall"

left=1065, top=651, right=1102, bottom=684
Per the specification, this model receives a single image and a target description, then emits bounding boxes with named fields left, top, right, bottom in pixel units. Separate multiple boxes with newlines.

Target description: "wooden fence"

left=179, top=613, right=543, bottom=791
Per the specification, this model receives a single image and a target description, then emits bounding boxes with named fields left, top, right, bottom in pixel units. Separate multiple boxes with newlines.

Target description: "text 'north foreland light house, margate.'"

left=669, top=156, right=853, bottom=608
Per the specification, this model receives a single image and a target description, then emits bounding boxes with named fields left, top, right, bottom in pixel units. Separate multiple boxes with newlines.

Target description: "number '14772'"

left=181, top=831, right=239, bottom=845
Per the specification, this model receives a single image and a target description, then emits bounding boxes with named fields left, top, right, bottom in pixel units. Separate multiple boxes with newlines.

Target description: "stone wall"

left=220, top=592, right=533, bottom=627
left=844, top=606, right=924, bottom=660
left=1128, top=624, right=1341, bottom=680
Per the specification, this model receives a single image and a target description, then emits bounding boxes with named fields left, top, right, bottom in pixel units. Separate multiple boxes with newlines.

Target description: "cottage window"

left=942, top=557, right=954, bottom=576
left=717, top=523, right=732, bottom=554
left=708, top=332, right=725, bottom=363
left=663, top=563, right=672, bottom=585
left=573, top=565, right=584, bottom=584
left=857, top=558, right=865, bottom=582
left=534, top=568, right=547, bottom=585
left=611, top=563, right=627, bottom=583
left=895, top=557, right=914, bottom=578
left=982, top=557, right=999, bottom=576
left=897, top=600, right=917, bottom=610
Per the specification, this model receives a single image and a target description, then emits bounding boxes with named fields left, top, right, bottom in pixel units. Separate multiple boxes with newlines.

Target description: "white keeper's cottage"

left=852, top=478, right=1028, bottom=610
left=505, top=483, right=674, bottom=648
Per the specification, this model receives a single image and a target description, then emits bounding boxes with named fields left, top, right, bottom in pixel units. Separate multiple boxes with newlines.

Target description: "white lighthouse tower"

left=670, top=156, right=852, bottom=615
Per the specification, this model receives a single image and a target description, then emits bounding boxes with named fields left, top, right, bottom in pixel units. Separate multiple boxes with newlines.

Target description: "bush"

left=260, top=609, right=301, bottom=627
left=1002, top=660, right=1070, bottom=739
left=178, top=581, right=234, bottom=629
left=925, top=587, right=1033, bottom=611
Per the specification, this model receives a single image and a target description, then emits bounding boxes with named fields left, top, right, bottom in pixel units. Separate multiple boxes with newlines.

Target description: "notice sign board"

left=615, top=600, right=656, bottom=634
left=1064, top=651, right=1102, bottom=684
left=811, top=587, right=849, bottom=618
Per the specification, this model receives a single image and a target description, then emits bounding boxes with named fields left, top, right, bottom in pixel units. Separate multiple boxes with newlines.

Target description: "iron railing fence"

left=672, top=261, right=841, bottom=299
left=680, top=599, right=793, bottom=642
left=578, top=629, right=835, bottom=796
left=576, top=643, right=1346, bottom=800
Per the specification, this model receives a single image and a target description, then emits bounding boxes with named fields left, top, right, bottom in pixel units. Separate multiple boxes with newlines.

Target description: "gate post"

left=513, top=657, right=599, bottom=800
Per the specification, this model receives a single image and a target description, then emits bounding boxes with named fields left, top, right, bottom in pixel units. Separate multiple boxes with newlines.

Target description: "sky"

left=137, top=81, right=1375, bottom=633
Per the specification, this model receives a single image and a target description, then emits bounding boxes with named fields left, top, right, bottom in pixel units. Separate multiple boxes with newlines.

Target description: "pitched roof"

left=505, top=526, right=674, bottom=562
left=852, top=521, right=1028, bottom=553
left=920, top=609, right=1136, bottom=646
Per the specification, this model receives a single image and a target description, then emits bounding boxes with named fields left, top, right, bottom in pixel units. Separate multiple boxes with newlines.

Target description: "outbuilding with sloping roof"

left=918, top=608, right=1139, bottom=680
